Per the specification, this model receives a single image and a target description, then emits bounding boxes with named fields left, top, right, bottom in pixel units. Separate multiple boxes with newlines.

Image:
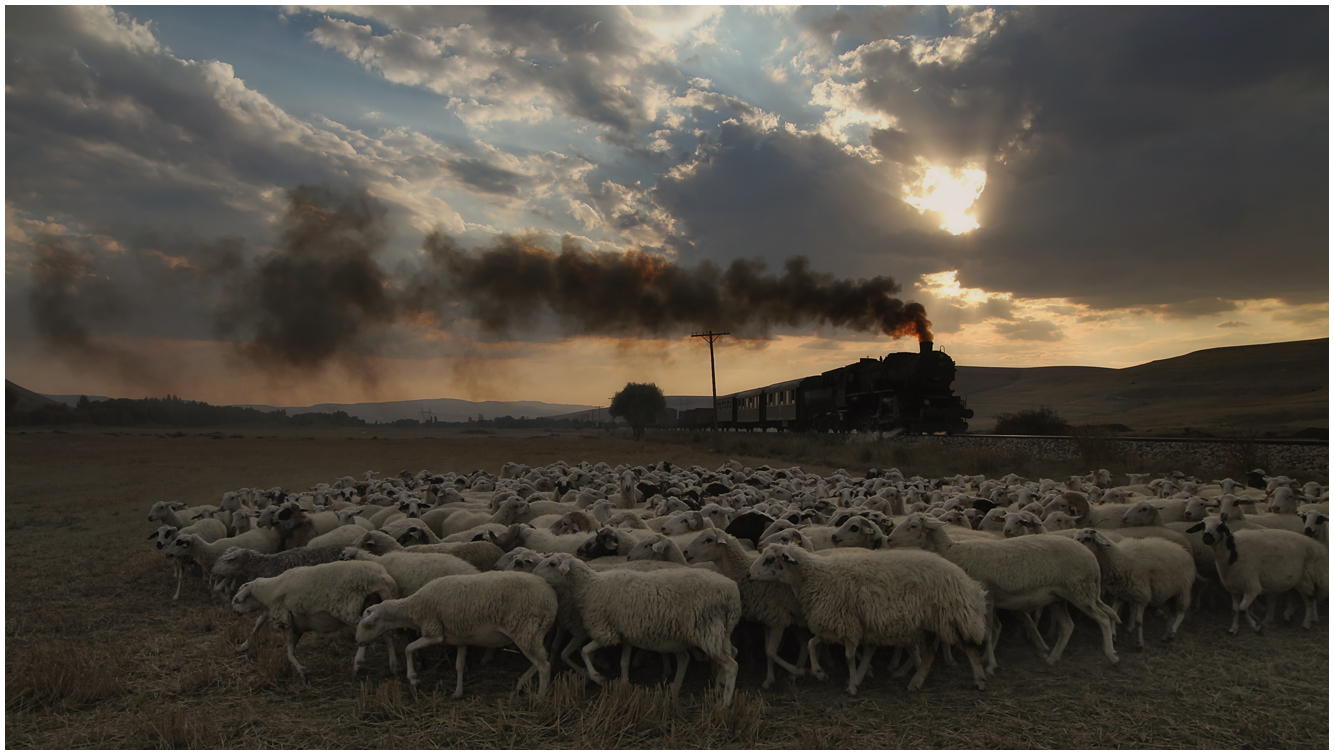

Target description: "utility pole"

left=691, top=330, right=729, bottom=432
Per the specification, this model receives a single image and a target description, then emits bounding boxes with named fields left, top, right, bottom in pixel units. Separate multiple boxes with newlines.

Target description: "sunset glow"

left=902, top=162, right=988, bottom=235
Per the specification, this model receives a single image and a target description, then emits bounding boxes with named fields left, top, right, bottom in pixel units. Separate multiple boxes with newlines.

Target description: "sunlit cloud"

left=901, top=161, right=987, bottom=234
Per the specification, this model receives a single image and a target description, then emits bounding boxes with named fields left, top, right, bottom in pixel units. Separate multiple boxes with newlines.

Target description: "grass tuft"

left=7, top=642, right=126, bottom=710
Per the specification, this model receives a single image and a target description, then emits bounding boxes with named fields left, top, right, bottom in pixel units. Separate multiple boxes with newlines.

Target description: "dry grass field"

left=6, top=426, right=1328, bottom=748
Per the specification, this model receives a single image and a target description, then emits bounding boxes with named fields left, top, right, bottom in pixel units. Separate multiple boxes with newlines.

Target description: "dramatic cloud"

left=5, top=6, right=1327, bottom=405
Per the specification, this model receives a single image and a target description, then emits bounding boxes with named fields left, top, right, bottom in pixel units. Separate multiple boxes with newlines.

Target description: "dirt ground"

left=5, top=427, right=1329, bottom=748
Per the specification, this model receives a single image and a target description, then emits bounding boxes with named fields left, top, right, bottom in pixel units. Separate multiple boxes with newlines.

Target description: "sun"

left=902, top=162, right=987, bottom=235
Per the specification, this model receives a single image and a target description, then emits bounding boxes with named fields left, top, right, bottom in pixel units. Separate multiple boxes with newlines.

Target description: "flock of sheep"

left=148, top=460, right=1329, bottom=703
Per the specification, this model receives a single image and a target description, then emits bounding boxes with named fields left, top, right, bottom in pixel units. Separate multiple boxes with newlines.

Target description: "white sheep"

left=169, top=528, right=282, bottom=594
left=349, top=530, right=504, bottom=571
left=339, top=549, right=479, bottom=596
left=1073, top=529, right=1196, bottom=649
left=1185, top=517, right=1328, bottom=634
left=530, top=552, right=741, bottom=705
left=747, top=543, right=988, bottom=695
left=305, top=524, right=370, bottom=549
left=231, top=560, right=399, bottom=679
left=682, top=528, right=809, bottom=689
left=210, top=544, right=347, bottom=599
left=354, top=571, right=558, bottom=697
left=148, top=501, right=227, bottom=542
left=884, top=513, right=1120, bottom=674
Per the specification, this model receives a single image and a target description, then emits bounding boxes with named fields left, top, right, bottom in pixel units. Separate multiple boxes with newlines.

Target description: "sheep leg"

left=940, top=640, right=956, bottom=668
left=890, top=646, right=918, bottom=679
left=1237, top=591, right=1264, bottom=634
left=960, top=643, right=987, bottom=691
left=1302, top=594, right=1317, bottom=630
left=453, top=645, right=469, bottom=698
left=580, top=640, right=610, bottom=685
left=620, top=643, right=633, bottom=682
left=660, top=652, right=673, bottom=683
left=172, top=561, right=184, bottom=601
left=1228, top=593, right=1243, bottom=635
left=905, top=640, right=936, bottom=693
left=794, top=627, right=811, bottom=669
left=842, top=643, right=861, bottom=695
left=1262, top=594, right=1279, bottom=627
left=849, top=644, right=877, bottom=695
left=238, top=610, right=269, bottom=652
left=763, top=626, right=804, bottom=688
left=806, top=637, right=828, bottom=681
left=512, top=635, right=552, bottom=697
left=384, top=634, right=398, bottom=674
left=981, top=602, right=1002, bottom=675
left=1282, top=592, right=1299, bottom=624
left=1132, top=604, right=1146, bottom=650
left=559, top=632, right=591, bottom=679
left=1016, top=610, right=1051, bottom=654
left=284, top=626, right=308, bottom=681
left=671, top=651, right=689, bottom=695
left=1164, top=594, right=1188, bottom=641
left=403, top=635, right=444, bottom=686
left=708, top=643, right=739, bottom=707
left=1043, top=602, right=1076, bottom=665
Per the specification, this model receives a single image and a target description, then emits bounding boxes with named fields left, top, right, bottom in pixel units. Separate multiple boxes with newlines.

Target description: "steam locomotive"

left=703, top=340, right=973, bottom=435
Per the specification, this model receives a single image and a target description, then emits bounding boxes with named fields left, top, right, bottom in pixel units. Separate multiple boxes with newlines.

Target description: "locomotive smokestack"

left=920, top=340, right=933, bottom=355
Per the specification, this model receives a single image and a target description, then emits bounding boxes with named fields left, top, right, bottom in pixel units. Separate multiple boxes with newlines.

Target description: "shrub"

left=992, top=406, right=1071, bottom=436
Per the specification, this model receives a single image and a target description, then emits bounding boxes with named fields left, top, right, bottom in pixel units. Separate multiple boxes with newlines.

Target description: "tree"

left=609, top=382, right=666, bottom=441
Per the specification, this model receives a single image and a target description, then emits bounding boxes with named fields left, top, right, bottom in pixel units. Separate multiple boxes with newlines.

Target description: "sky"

left=5, top=5, right=1329, bottom=408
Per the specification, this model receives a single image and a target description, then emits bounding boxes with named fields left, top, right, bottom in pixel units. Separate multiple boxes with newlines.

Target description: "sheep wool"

left=748, top=543, right=987, bottom=695
left=532, top=553, right=741, bottom=705
left=355, top=571, right=558, bottom=697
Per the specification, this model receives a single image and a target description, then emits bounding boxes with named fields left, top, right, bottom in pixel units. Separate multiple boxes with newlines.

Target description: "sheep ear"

left=651, top=539, right=667, bottom=553
left=1184, top=522, right=1204, bottom=533
left=557, top=561, right=571, bottom=575
left=780, top=552, right=798, bottom=565
left=147, top=531, right=159, bottom=540
left=1094, top=532, right=1114, bottom=547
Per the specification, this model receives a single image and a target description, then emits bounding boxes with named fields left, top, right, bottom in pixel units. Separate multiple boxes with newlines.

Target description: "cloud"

left=653, top=120, right=954, bottom=279
left=1216, top=321, right=1250, bottom=329
left=993, top=319, right=1064, bottom=342
left=304, top=7, right=658, bottom=136
left=800, top=7, right=1327, bottom=311
left=1153, top=297, right=1239, bottom=320
left=444, top=157, right=525, bottom=196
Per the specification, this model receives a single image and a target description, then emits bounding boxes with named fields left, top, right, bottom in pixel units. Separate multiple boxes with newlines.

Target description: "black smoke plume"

left=25, top=237, right=160, bottom=385
left=215, top=185, right=396, bottom=371
left=405, top=232, right=932, bottom=341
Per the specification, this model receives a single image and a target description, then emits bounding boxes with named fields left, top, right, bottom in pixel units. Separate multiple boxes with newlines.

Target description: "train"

left=687, top=340, right=973, bottom=435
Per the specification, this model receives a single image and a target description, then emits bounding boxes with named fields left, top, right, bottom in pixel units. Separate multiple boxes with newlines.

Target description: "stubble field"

left=5, top=427, right=1328, bottom=748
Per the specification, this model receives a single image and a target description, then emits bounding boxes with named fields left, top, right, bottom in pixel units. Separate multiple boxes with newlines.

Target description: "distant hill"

left=954, top=338, right=1327, bottom=435
left=6, top=380, right=64, bottom=413
left=231, top=397, right=599, bottom=425
left=13, top=338, right=1326, bottom=435
left=548, top=395, right=713, bottom=422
